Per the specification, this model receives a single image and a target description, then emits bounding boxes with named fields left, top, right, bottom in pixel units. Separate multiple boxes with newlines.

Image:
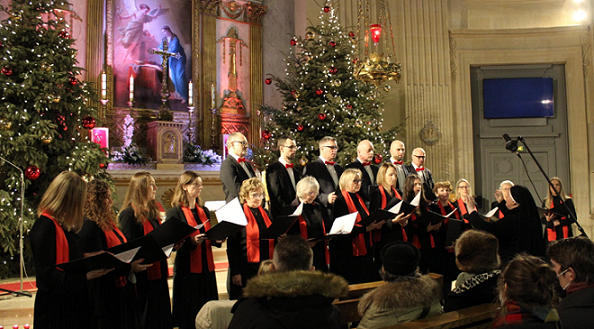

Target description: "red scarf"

left=142, top=216, right=162, bottom=281
left=379, top=186, right=407, bottom=241
left=181, top=206, right=215, bottom=273
left=104, top=223, right=128, bottom=287
left=437, top=200, right=461, bottom=224
left=547, top=199, right=569, bottom=241
left=42, top=212, right=69, bottom=268
left=298, top=213, right=330, bottom=265
left=244, top=203, right=274, bottom=263
left=457, top=199, right=470, bottom=223
left=341, top=190, right=370, bottom=256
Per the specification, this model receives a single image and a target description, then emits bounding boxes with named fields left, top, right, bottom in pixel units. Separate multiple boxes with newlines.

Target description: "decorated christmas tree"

left=0, top=0, right=110, bottom=277
left=252, top=3, right=401, bottom=170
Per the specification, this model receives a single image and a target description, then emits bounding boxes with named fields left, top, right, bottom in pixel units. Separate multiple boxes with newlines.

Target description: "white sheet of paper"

left=445, top=208, right=458, bottom=218
left=292, top=202, right=304, bottom=216
left=195, top=220, right=208, bottom=230
left=388, top=200, right=403, bottom=214
left=204, top=201, right=227, bottom=211
left=410, top=191, right=421, bottom=207
left=115, top=246, right=141, bottom=263
left=215, top=197, right=248, bottom=226
left=328, top=212, right=358, bottom=235
left=484, top=207, right=499, bottom=218
left=162, top=243, right=174, bottom=258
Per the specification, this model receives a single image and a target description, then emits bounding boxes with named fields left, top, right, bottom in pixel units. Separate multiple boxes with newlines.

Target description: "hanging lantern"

left=370, top=24, right=382, bottom=44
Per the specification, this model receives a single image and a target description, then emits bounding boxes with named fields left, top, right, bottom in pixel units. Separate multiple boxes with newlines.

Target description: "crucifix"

left=150, top=38, right=177, bottom=113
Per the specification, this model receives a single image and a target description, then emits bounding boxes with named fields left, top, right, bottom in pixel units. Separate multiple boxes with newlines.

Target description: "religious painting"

left=111, top=0, right=192, bottom=111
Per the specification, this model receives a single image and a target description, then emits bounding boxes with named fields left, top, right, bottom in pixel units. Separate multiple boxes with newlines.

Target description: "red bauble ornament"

left=315, top=89, right=324, bottom=96
left=290, top=39, right=297, bottom=46
left=328, top=40, right=336, bottom=47
left=323, top=6, right=331, bottom=12
left=99, top=163, right=106, bottom=169
left=353, top=58, right=359, bottom=64
left=349, top=31, right=356, bottom=38
left=58, top=30, right=70, bottom=39
left=346, top=104, right=353, bottom=109
left=264, top=78, right=272, bottom=85
left=2, top=67, right=12, bottom=76
left=12, top=325, right=18, bottom=329
left=81, top=116, right=96, bottom=129
left=329, top=66, right=338, bottom=74
left=374, top=154, right=383, bottom=164
left=261, top=130, right=271, bottom=140
left=318, top=113, right=327, bottom=120
left=23, top=325, right=30, bottom=329
left=69, top=76, right=77, bottom=85
left=297, top=124, right=304, bottom=132
left=25, top=165, right=41, bottom=180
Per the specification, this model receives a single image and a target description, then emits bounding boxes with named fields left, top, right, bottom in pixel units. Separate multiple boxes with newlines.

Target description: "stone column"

left=246, top=3, right=267, bottom=145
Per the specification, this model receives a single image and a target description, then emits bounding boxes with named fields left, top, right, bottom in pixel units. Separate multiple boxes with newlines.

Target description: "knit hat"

left=381, top=241, right=420, bottom=276
left=455, top=229, right=500, bottom=274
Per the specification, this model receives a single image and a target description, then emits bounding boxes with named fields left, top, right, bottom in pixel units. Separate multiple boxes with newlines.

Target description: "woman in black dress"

left=331, top=168, right=384, bottom=284
left=166, top=171, right=220, bottom=329
left=227, top=177, right=275, bottom=299
left=79, top=180, right=149, bottom=329
left=30, top=171, right=111, bottom=329
left=118, top=172, right=172, bottom=329
left=542, top=177, right=575, bottom=242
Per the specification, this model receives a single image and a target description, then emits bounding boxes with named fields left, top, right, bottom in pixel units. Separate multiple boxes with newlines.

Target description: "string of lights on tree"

left=250, top=2, right=401, bottom=171
left=0, top=0, right=110, bottom=277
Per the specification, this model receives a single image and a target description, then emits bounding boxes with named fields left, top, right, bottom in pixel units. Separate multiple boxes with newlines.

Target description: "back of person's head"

left=272, top=235, right=313, bottom=272
left=121, top=171, right=157, bottom=222
left=84, top=179, right=116, bottom=231
left=499, top=254, right=557, bottom=308
left=38, top=171, right=87, bottom=232
left=455, top=230, right=500, bottom=274
left=548, top=236, right=594, bottom=285
left=380, top=241, right=421, bottom=280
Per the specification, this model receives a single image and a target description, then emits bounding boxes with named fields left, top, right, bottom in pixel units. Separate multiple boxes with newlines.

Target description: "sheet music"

left=484, top=207, right=499, bottom=218
left=445, top=208, right=458, bottom=218
left=410, top=191, right=421, bottom=207
left=388, top=200, right=403, bottom=214
left=204, top=201, right=227, bottom=211
left=162, top=243, right=174, bottom=258
left=114, top=246, right=141, bottom=263
left=292, top=202, right=304, bottom=216
left=215, top=198, right=248, bottom=226
left=328, top=212, right=358, bottom=235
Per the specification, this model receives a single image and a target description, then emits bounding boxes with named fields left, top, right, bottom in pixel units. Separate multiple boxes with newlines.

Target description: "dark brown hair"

left=499, top=254, right=557, bottom=309
left=272, top=235, right=313, bottom=272
left=548, top=236, right=594, bottom=285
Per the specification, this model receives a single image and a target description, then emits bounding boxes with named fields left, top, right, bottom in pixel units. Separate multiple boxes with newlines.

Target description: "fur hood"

left=243, top=270, right=349, bottom=300
left=358, top=275, right=441, bottom=315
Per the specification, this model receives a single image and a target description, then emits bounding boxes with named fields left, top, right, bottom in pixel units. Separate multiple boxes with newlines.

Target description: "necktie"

left=362, top=162, right=371, bottom=166
left=394, top=161, right=403, bottom=165
left=285, top=163, right=294, bottom=169
left=325, top=161, right=335, bottom=165
left=237, top=157, right=246, bottom=163
left=416, top=167, right=425, bottom=172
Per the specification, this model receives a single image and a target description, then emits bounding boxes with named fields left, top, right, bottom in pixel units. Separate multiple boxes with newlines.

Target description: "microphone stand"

left=0, top=156, right=32, bottom=297
left=513, top=137, right=587, bottom=238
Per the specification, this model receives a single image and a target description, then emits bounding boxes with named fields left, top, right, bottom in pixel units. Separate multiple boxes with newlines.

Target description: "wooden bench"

left=382, top=303, right=499, bottom=329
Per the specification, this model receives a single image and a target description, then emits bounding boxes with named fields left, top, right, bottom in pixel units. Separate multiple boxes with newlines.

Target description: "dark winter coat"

left=227, top=270, right=349, bottom=329
left=443, top=270, right=500, bottom=312
left=557, top=285, right=594, bottom=329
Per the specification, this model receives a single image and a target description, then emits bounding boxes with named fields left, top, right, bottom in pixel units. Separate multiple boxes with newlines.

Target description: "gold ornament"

left=40, top=133, right=52, bottom=144
left=305, top=31, right=315, bottom=40
left=52, top=95, right=61, bottom=103
left=41, top=62, right=51, bottom=72
left=356, top=122, right=362, bottom=128
left=292, top=91, right=300, bottom=99
left=333, top=80, right=342, bottom=87
left=0, top=118, right=12, bottom=130
left=369, top=93, right=376, bottom=100
left=384, top=85, right=391, bottom=92
left=11, top=12, right=22, bottom=21
left=82, top=174, right=94, bottom=182
left=299, top=157, right=309, bottom=166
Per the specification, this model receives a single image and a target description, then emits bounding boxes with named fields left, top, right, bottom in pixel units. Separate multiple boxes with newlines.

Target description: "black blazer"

left=303, top=158, right=344, bottom=208
left=266, top=161, right=302, bottom=218
left=220, top=155, right=256, bottom=203
left=345, top=161, right=378, bottom=204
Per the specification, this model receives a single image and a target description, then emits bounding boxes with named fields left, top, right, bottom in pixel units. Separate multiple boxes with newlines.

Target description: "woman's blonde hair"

left=239, top=177, right=265, bottom=204
left=376, top=163, right=397, bottom=191
left=37, top=171, right=87, bottom=232
left=296, top=176, right=319, bottom=200
left=84, top=180, right=116, bottom=231
left=121, top=171, right=158, bottom=223
left=171, top=171, right=203, bottom=207
left=339, top=168, right=361, bottom=191
left=454, top=178, right=471, bottom=200
left=544, top=177, right=570, bottom=205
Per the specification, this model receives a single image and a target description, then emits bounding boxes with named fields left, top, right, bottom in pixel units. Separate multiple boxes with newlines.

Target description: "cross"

left=150, top=38, right=177, bottom=110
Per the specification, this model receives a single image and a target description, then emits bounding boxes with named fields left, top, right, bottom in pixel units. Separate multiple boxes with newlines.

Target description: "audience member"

left=221, top=132, right=256, bottom=202
left=266, top=136, right=302, bottom=217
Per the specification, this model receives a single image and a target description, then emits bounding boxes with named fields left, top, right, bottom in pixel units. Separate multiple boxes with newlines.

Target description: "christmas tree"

left=0, top=0, right=110, bottom=277
left=252, top=3, right=401, bottom=170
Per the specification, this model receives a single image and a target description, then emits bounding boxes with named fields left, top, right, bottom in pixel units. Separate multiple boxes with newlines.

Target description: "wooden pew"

left=381, top=303, right=499, bottom=329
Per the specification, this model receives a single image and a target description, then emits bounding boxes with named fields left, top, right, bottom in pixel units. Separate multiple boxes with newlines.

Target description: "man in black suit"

left=389, top=140, right=407, bottom=193
left=266, top=136, right=302, bottom=217
left=220, top=132, right=256, bottom=202
left=346, top=140, right=378, bottom=205
left=303, top=136, right=343, bottom=211
left=404, top=147, right=436, bottom=200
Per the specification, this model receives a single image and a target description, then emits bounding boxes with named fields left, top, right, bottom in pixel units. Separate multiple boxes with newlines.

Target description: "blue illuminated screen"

left=483, top=78, right=554, bottom=119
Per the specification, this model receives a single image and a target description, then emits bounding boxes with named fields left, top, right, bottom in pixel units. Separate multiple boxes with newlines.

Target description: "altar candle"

left=188, top=80, right=193, bottom=106
left=101, top=71, right=107, bottom=100
left=129, top=75, right=134, bottom=102
left=211, top=84, right=215, bottom=109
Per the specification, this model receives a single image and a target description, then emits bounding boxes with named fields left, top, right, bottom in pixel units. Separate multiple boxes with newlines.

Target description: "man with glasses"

left=221, top=132, right=256, bottom=202
left=266, top=136, right=302, bottom=217
left=404, top=148, right=436, bottom=200
left=346, top=140, right=378, bottom=205
left=303, top=136, right=344, bottom=216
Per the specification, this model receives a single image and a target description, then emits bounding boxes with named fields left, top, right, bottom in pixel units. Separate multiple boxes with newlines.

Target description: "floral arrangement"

left=183, top=144, right=222, bottom=165
left=111, top=114, right=147, bottom=165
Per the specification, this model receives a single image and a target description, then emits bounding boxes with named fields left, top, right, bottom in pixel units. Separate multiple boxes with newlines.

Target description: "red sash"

left=341, top=191, right=370, bottom=256
left=42, top=212, right=69, bottom=268
left=457, top=199, right=470, bottom=223
left=181, top=206, right=215, bottom=273
left=244, top=203, right=274, bottom=263
left=142, top=217, right=162, bottom=281
left=298, top=214, right=330, bottom=265
left=410, top=213, right=421, bottom=249
left=104, top=223, right=128, bottom=287
left=547, top=199, right=569, bottom=241
left=379, top=186, right=407, bottom=241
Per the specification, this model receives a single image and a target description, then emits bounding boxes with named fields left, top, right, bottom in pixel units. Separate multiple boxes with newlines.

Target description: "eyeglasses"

left=413, top=155, right=426, bottom=159
left=231, top=140, right=248, bottom=146
left=353, top=179, right=363, bottom=184
left=458, top=186, right=470, bottom=189
left=322, top=145, right=338, bottom=150
left=249, top=193, right=265, bottom=199
left=557, top=268, right=569, bottom=278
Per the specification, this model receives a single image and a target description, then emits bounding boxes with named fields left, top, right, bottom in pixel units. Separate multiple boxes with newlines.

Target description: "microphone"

left=502, top=134, right=519, bottom=153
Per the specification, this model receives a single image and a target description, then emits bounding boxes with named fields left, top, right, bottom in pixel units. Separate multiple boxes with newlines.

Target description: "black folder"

left=146, top=217, right=198, bottom=247
left=423, top=183, right=437, bottom=201
left=260, top=215, right=299, bottom=240
left=205, top=221, right=244, bottom=241
left=445, top=218, right=463, bottom=246
left=107, top=234, right=168, bottom=265
left=358, top=209, right=397, bottom=227
left=56, top=250, right=137, bottom=272
left=389, top=200, right=418, bottom=216
left=551, top=199, right=575, bottom=218
left=426, top=208, right=458, bottom=225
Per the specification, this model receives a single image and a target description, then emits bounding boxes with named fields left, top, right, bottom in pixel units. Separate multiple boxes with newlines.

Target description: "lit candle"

left=188, top=80, right=193, bottom=107
left=100, top=71, right=107, bottom=100
left=211, top=84, right=215, bottom=109
left=129, top=75, right=134, bottom=102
